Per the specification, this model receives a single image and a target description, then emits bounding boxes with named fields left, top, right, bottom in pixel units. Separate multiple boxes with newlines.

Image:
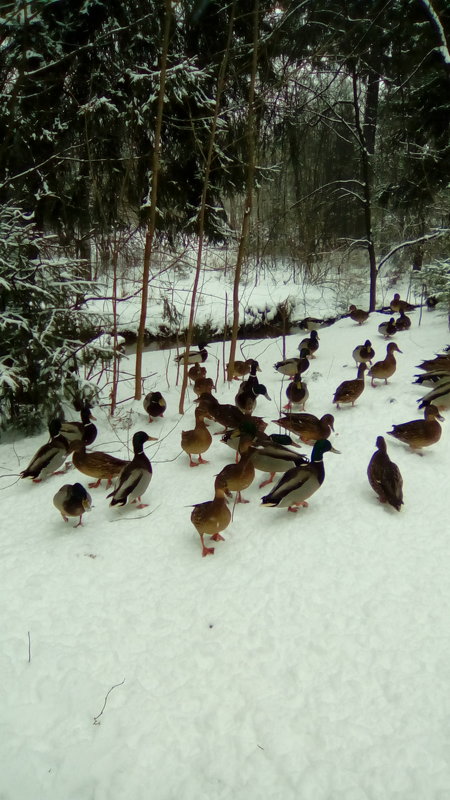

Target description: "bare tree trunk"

left=351, top=64, right=379, bottom=311
left=134, top=0, right=172, bottom=400
left=177, top=1, right=236, bottom=414
left=226, top=0, right=260, bottom=382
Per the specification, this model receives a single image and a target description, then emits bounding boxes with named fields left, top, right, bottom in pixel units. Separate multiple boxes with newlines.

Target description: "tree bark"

left=227, top=0, right=260, bottom=381
left=134, top=0, right=171, bottom=400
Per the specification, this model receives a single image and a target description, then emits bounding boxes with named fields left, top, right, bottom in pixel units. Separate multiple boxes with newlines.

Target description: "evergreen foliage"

left=0, top=205, right=112, bottom=432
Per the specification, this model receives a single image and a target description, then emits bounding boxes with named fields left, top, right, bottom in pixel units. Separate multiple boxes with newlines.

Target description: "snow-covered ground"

left=0, top=286, right=449, bottom=800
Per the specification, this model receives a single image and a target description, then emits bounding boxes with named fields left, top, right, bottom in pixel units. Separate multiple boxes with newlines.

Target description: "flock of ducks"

left=18, top=292, right=448, bottom=555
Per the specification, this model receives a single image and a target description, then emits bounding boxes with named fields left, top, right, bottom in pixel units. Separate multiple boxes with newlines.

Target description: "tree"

left=0, top=204, right=111, bottom=431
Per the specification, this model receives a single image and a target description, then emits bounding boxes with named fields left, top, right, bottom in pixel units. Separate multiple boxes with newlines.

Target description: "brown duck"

left=193, top=375, right=215, bottom=397
left=216, top=431, right=256, bottom=503
left=333, top=363, right=366, bottom=407
left=273, top=412, right=335, bottom=444
left=71, top=440, right=130, bottom=488
left=349, top=305, right=369, bottom=325
left=387, top=404, right=443, bottom=450
left=227, top=358, right=261, bottom=380
left=367, top=436, right=403, bottom=511
left=395, top=308, right=411, bottom=331
left=190, top=474, right=231, bottom=557
left=181, top=407, right=212, bottom=466
left=368, top=342, right=402, bottom=386
left=378, top=317, right=397, bottom=338
left=196, top=393, right=266, bottom=434
left=390, top=293, right=416, bottom=313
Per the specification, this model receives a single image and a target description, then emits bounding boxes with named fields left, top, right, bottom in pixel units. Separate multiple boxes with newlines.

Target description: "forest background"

left=1, top=0, right=449, bottom=431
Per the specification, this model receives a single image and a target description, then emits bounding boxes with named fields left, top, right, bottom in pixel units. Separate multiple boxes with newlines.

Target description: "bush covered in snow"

left=0, top=205, right=112, bottom=431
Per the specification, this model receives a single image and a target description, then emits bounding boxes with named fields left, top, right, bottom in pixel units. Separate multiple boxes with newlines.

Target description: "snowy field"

left=0, top=288, right=449, bottom=799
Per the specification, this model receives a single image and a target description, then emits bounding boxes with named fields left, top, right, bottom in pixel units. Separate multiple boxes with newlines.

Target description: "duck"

left=188, top=363, right=206, bottom=382
left=235, top=380, right=271, bottom=415
left=413, top=370, right=450, bottom=388
left=249, top=439, right=309, bottom=488
left=193, top=374, right=215, bottom=397
left=352, top=340, right=375, bottom=366
left=261, top=438, right=339, bottom=512
left=227, top=358, right=261, bottom=381
left=348, top=305, right=369, bottom=325
left=143, top=391, right=167, bottom=422
left=298, top=330, right=319, bottom=357
left=190, top=473, right=231, bottom=557
left=107, top=431, right=153, bottom=507
left=367, top=436, right=403, bottom=511
left=368, top=342, right=402, bottom=386
left=284, top=374, right=308, bottom=411
left=234, top=360, right=269, bottom=414
left=395, top=308, right=411, bottom=331
left=71, top=440, right=130, bottom=488
left=378, top=317, right=397, bottom=338
left=216, top=431, right=256, bottom=503
left=196, top=393, right=266, bottom=434
left=417, top=380, right=450, bottom=412
left=416, top=354, right=450, bottom=373
left=333, top=363, right=366, bottom=408
left=60, top=403, right=97, bottom=447
left=390, top=293, right=416, bottom=313
left=20, top=419, right=70, bottom=482
left=53, top=482, right=92, bottom=527
left=181, top=407, right=212, bottom=466
left=273, top=412, right=335, bottom=444
left=174, top=342, right=208, bottom=365
left=274, top=348, right=310, bottom=379
left=387, top=404, right=443, bottom=449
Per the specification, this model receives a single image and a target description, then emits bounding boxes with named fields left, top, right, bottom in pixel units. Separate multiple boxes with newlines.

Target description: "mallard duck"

left=390, top=293, right=416, bottom=313
left=235, top=381, right=271, bottom=415
left=216, top=431, right=256, bottom=503
left=53, top=482, right=92, bottom=527
left=274, top=348, right=310, bottom=379
left=196, top=393, right=266, bottom=434
left=174, top=342, right=208, bottom=365
left=273, top=412, right=335, bottom=444
left=395, top=308, right=411, bottom=331
left=193, top=375, right=215, bottom=397
left=284, top=374, right=308, bottom=410
left=227, top=358, right=261, bottom=380
left=181, top=407, right=212, bottom=466
left=368, top=342, right=402, bottom=386
left=378, top=317, right=397, bottom=338
left=71, top=440, right=130, bottom=488
left=190, top=473, right=231, bottom=557
left=417, top=380, right=450, bottom=411
left=349, top=305, right=369, bottom=325
left=107, top=431, right=153, bottom=507
left=367, top=436, right=403, bottom=511
left=188, top=363, right=206, bottom=382
left=261, top=439, right=339, bottom=512
left=249, top=439, right=309, bottom=488
left=352, top=340, right=375, bottom=366
left=416, top=354, right=450, bottom=373
left=143, top=391, right=166, bottom=422
left=20, top=419, right=70, bottom=482
left=60, top=403, right=97, bottom=447
left=413, top=371, right=450, bottom=388
left=333, top=363, right=366, bottom=407
left=387, top=404, right=443, bottom=449
left=298, top=330, right=319, bottom=357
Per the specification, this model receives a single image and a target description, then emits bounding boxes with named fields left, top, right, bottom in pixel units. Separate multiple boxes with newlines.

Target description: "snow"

left=0, top=292, right=449, bottom=799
